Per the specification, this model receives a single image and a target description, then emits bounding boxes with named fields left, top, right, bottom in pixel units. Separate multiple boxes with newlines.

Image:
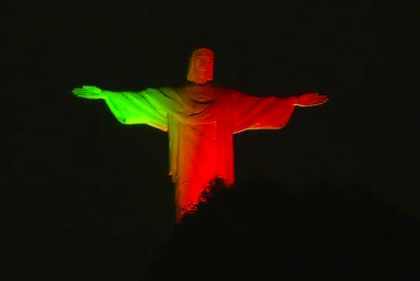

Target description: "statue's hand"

left=72, top=85, right=104, bottom=99
left=294, top=93, right=328, bottom=107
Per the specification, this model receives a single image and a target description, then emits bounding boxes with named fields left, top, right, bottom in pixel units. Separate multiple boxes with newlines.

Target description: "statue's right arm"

left=72, top=85, right=169, bottom=131
left=72, top=85, right=106, bottom=99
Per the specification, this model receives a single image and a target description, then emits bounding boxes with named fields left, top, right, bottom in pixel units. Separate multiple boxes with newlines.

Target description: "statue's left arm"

left=231, top=91, right=328, bottom=134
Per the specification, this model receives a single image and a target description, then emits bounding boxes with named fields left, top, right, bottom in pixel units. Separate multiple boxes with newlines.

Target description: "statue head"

left=187, top=47, right=214, bottom=84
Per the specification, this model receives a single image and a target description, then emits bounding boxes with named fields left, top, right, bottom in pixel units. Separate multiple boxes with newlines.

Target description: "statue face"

left=187, top=48, right=214, bottom=84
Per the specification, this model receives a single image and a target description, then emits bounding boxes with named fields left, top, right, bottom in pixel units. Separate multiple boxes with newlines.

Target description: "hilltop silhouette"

left=144, top=179, right=418, bottom=281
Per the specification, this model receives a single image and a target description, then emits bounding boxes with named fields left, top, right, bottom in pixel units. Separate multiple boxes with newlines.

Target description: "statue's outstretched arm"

left=231, top=92, right=296, bottom=133
left=231, top=91, right=328, bottom=133
left=72, top=85, right=169, bottom=131
left=293, top=93, right=328, bottom=107
left=72, top=85, right=105, bottom=99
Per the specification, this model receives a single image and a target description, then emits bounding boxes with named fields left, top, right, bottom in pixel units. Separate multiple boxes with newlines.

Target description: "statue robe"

left=103, top=84, right=295, bottom=220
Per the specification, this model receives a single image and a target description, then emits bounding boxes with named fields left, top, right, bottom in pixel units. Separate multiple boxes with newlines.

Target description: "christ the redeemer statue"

left=73, top=48, right=328, bottom=221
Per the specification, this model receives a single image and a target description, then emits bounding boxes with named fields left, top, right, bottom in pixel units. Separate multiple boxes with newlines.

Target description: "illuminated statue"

left=73, top=48, right=328, bottom=221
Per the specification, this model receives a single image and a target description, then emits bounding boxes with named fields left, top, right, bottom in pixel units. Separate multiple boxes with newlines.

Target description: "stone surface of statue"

left=73, top=48, right=328, bottom=221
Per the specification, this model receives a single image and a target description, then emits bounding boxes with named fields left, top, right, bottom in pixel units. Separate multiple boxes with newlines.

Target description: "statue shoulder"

left=153, top=87, right=184, bottom=102
left=215, top=87, right=242, bottom=99
left=142, top=87, right=176, bottom=96
left=158, top=86, right=177, bottom=94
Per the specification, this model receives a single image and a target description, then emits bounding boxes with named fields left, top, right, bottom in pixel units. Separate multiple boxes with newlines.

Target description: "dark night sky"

left=1, top=0, right=417, bottom=278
